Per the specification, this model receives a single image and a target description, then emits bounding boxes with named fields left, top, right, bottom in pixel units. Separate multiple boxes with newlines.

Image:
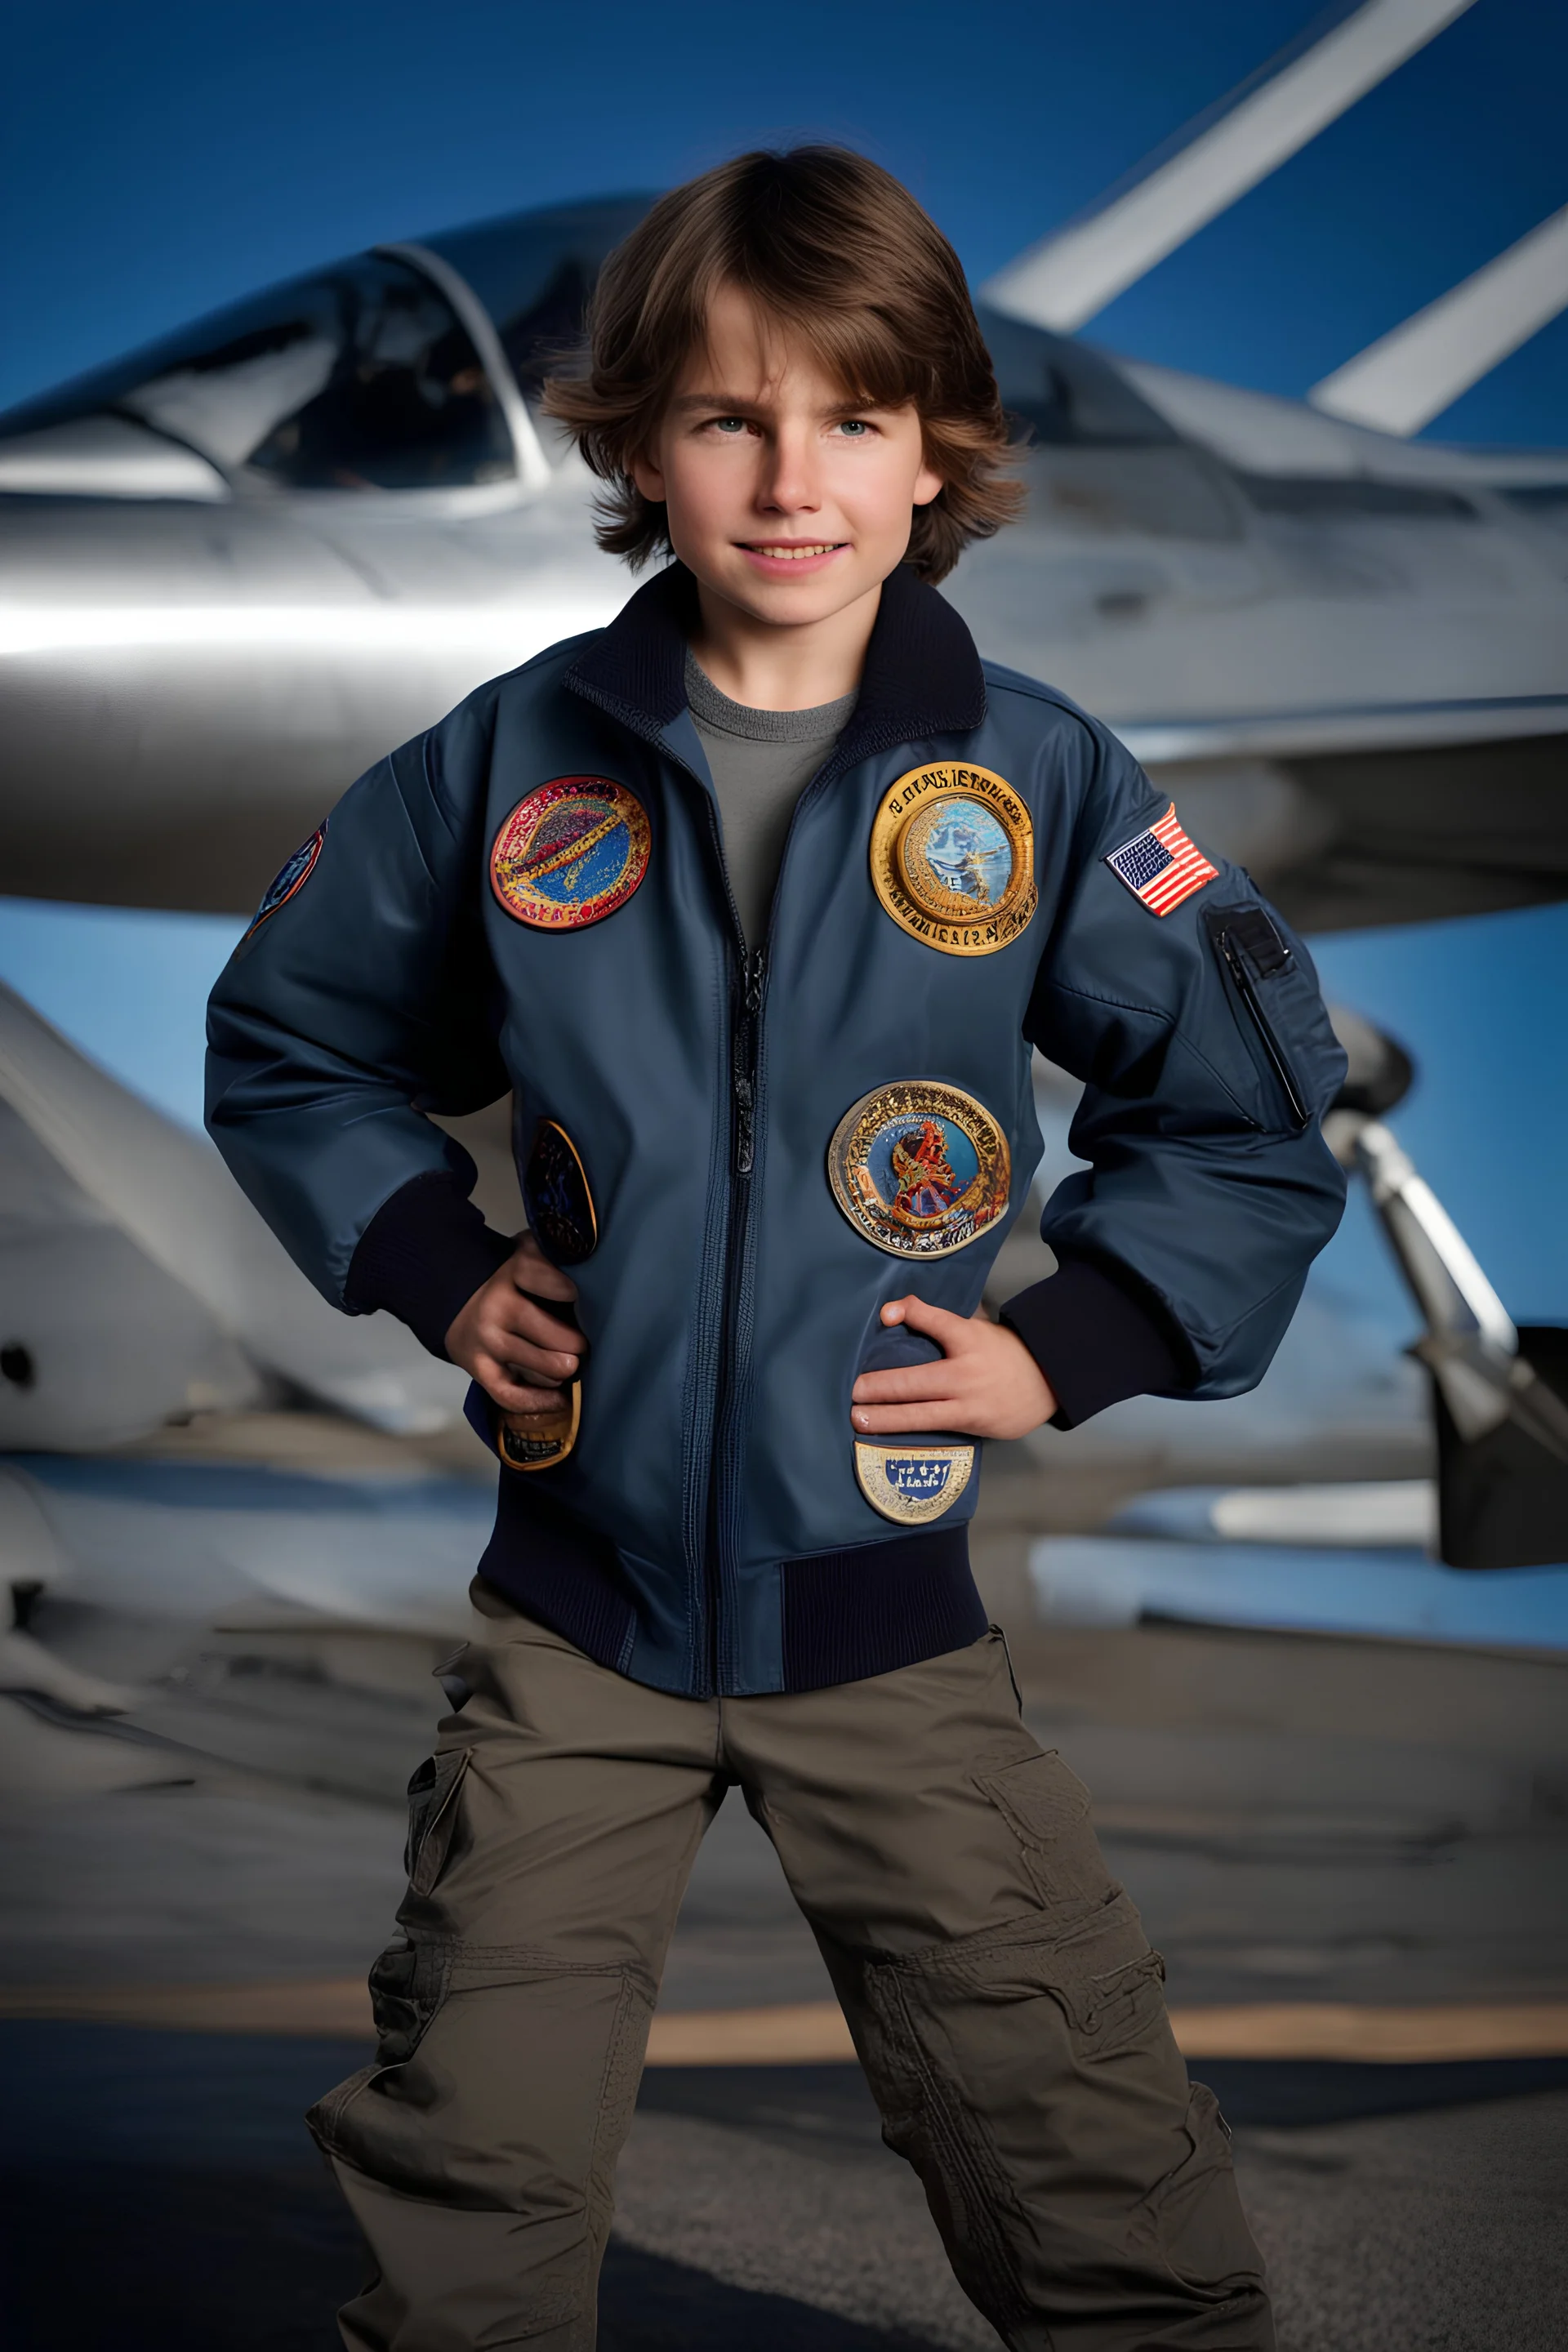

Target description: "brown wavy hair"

left=541, top=147, right=1023, bottom=585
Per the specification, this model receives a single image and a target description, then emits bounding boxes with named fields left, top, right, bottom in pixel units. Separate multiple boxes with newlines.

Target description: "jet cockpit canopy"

left=0, top=198, right=659, bottom=504
left=0, top=250, right=516, bottom=499
left=419, top=194, right=653, bottom=404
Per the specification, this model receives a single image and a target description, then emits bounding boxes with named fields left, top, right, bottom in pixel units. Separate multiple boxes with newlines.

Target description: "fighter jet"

left=0, top=183, right=1564, bottom=931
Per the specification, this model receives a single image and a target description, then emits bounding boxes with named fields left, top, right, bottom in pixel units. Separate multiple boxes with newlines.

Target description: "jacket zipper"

left=705, top=939, right=767, bottom=1690
left=665, top=730, right=858, bottom=1693
left=696, top=795, right=751, bottom=1696
left=650, top=745, right=766, bottom=1695
left=1215, top=929, right=1310, bottom=1130
left=706, top=742, right=860, bottom=1689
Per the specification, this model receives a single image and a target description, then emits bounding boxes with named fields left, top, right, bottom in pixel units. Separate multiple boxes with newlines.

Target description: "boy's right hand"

left=444, top=1233, right=584, bottom=1417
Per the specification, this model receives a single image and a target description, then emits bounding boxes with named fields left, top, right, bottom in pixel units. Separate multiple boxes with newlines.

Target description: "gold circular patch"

left=827, top=1079, right=1011, bottom=1258
left=870, top=764, right=1036, bottom=956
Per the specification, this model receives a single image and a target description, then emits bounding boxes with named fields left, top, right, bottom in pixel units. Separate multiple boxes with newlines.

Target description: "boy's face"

left=631, top=283, right=943, bottom=634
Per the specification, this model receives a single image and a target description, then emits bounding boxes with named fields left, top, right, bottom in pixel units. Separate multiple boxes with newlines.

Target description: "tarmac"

left=6, top=2024, right=1567, bottom=2351
left=3, top=1463, right=1567, bottom=2350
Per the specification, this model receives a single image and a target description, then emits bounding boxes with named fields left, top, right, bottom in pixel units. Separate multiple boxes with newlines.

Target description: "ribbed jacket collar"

left=564, top=559, right=987, bottom=761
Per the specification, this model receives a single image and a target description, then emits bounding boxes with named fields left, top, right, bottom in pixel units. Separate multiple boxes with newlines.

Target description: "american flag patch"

left=1104, top=804, right=1217, bottom=915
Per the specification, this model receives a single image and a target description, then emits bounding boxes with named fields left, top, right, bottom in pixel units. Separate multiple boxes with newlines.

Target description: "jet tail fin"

left=981, top=0, right=1475, bottom=332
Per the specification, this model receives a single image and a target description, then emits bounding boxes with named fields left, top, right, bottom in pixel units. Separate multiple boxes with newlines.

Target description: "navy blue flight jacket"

left=207, top=562, right=1347, bottom=1697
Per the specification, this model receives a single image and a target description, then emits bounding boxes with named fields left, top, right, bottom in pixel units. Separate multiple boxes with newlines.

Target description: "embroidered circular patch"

left=491, top=778, right=650, bottom=930
left=245, top=822, right=326, bottom=936
left=523, top=1118, right=598, bottom=1265
left=827, top=1080, right=1011, bottom=1258
left=854, top=1441, right=975, bottom=1525
left=870, top=764, right=1035, bottom=956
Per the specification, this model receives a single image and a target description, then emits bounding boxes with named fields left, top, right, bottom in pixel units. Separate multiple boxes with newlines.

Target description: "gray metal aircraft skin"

left=1, top=196, right=1565, bottom=934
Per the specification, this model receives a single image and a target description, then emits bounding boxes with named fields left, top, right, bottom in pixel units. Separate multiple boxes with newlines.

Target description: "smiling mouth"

left=742, top=541, right=846, bottom=559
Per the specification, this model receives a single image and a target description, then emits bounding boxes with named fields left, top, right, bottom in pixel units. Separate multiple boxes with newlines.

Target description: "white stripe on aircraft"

left=982, top=0, right=1476, bottom=332
left=1311, top=203, right=1568, bottom=435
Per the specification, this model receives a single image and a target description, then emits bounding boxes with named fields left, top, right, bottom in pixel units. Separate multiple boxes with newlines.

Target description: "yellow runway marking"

left=3, top=1984, right=1567, bottom=2065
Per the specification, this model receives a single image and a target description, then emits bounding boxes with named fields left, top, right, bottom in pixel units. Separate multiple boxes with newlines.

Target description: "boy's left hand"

left=850, top=1295, right=1057, bottom=1442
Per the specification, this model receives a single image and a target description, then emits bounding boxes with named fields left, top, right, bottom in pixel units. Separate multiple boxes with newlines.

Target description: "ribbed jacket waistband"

left=474, top=1469, right=986, bottom=1695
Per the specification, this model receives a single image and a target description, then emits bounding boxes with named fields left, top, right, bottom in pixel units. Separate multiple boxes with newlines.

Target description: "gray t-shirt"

left=686, top=649, right=856, bottom=948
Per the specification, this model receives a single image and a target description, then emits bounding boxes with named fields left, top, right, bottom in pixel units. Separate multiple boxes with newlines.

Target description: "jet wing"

left=0, top=979, right=471, bottom=1447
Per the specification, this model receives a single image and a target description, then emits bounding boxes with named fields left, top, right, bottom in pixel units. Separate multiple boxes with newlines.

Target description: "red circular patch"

left=490, top=778, right=651, bottom=930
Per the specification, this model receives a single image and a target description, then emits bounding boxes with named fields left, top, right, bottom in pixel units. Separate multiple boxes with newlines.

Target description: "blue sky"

left=3, top=0, right=1565, bottom=439
left=1307, top=902, right=1568, bottom=1327
left=1, top=0, right=1564, bottom=1339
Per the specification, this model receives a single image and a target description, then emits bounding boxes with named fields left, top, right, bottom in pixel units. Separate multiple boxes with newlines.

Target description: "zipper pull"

left=745, top=946, right=767, bottom=1015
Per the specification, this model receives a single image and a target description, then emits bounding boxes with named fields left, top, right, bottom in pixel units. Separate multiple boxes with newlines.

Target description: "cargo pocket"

left=1040, top=1931, right=1169, bottom=2062
left=366, top=1930, right=448, bottom=2067
left=403, top=1746, right=470, bottom=1899
left=926, top=1889, right=1169, bottom=2064
left=836, top=1895, right=1181, bottom=2340
left=305, top=1930, right=452, bottom=2157
left=1149, top=2080, right=1266, bottom=2296
left=974, top=1748, right=1116, bottom=1922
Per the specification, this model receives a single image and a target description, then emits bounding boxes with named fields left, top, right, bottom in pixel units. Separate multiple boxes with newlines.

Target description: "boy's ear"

left=630, top=443, right=666, bottom=503
left=913, top=457, right=944, bottom=510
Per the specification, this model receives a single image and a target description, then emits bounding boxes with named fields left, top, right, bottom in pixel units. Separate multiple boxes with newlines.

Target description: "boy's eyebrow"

left=667, top=389, right=888, bottom=416
left=666, top=392, right=757, bottom=414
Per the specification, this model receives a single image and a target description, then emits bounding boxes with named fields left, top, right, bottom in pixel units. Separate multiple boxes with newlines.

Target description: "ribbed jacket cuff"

left=998, top=1257, right=1185, bottom=1431
left=345, top=1171, right=516, bottom=1361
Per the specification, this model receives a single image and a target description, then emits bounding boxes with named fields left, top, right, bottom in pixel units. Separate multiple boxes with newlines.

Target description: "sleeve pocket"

left=1203, top=902, right=1339, bottom=1131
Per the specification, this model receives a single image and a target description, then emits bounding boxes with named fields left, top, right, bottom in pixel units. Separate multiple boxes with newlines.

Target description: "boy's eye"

left=836, top=419, right=872, bottom=437
left=710, top=417, right=750, bottom=434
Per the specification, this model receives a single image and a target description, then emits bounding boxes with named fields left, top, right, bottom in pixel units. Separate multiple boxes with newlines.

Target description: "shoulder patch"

left=1105, top=804, right=1217, bottom=915
left=244, top=823, right=326, bottom=937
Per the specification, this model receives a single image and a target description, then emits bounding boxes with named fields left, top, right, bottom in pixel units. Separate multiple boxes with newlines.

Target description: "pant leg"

left=309, top=1589, right=723, bottom=2352
left=724, top=1629, right=1272, bottom=2352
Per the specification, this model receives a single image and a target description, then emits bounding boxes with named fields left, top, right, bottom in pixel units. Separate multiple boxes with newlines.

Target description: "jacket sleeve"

left=205, top=688, right=515, bottom=1357
left=999, top=717, right=1348, bottom=1410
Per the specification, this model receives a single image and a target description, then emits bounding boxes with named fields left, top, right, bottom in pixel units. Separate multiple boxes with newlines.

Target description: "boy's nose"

left=759, top=430, right=822, bottom=514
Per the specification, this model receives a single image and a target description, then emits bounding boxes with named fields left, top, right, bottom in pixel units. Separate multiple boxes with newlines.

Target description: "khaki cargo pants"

left=309, top=1585, right=1272, bottom=2350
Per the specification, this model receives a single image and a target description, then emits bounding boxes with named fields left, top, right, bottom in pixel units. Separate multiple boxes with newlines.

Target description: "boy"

left=207, top=148, right=1347, bottom=2350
